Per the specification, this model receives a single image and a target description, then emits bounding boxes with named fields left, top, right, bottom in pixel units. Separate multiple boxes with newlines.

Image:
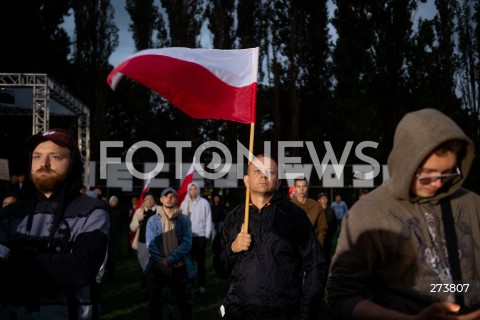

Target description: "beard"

left=31, top=168, right=68, bottom=194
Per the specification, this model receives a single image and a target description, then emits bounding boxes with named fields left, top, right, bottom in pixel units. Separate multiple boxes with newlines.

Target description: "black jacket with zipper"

left=212, top=191, right=326, bottom=320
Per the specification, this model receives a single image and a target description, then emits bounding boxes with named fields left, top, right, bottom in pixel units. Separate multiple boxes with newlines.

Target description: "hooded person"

left=327, top=109, right=480, bottom=319
left=0, top=128, right=109, bottom=320
left=179, top=182, right=212, bottom=294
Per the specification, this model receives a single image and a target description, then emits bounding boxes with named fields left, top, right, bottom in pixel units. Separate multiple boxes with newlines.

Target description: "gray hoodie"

left=179, top=182, right=212, bottom=238
left=327, top=109, right=480, bottom=318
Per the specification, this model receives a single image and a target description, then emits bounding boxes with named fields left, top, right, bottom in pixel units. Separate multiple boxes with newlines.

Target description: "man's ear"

left=243, top=175, right=250, bottom=188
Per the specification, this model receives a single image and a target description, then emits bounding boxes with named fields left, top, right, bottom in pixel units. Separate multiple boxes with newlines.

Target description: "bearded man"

left=0, top=128, right=109, bottom=320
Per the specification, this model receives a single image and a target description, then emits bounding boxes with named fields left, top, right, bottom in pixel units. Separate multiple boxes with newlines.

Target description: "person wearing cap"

left=179, top=182, right=212, bottom=295
left=317, top=192, right=338, bottom=265
left=0, top=128, right=109, bottom=319
left=212, top=155, right=326, bottom=320
left=327, top=109, right=480, bottom=319
left=145, top=187, right=195, bottom=320
left=130, top=190, right=159, bottom=299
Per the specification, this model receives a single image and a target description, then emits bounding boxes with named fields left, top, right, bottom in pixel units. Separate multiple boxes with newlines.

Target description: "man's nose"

left=430, top=177, right=443, bottom=187
left=40, top=156, right=50, bottom=168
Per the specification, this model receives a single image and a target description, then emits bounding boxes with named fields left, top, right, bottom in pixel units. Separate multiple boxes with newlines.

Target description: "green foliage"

left=0, top=0, right=71, bottom=75
left=126, top=0, right=158, bottom=50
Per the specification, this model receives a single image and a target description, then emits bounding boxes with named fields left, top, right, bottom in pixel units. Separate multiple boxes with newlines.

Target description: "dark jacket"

left=212, top=191, right=326, bottom=320
left=0, top=193, right=109, bottom=319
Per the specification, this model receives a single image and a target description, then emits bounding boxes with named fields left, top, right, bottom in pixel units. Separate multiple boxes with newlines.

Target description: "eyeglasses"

left=416, top=167, right=461, bottom=185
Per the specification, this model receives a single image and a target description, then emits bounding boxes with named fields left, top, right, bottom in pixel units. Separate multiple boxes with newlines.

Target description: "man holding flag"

left=212, top=155, right=326, bottom=319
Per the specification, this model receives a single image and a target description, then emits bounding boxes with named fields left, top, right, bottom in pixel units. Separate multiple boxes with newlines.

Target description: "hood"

left=168, top=207, right=183, bottom=220
left=21, top=135, right=84, bottom=205
left=183, top=182, right=201, bottom=203
left=384, top=108, right=474, bottom=203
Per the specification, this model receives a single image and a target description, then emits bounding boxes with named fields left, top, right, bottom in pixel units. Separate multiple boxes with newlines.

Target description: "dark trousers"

left=149, top=266, right=194, bottom=320
left=191, top=236, right=207, bottom=287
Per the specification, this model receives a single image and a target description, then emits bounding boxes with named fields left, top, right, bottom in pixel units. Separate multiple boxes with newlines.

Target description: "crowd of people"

left=1, top=108, right=480, bottom=320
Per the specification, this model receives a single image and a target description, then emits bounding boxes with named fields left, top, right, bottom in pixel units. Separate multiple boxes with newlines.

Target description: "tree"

left=331, top=0, right=376, bottom=147
left=207, top=0, right=235, bottom=49
left=0, top=0, right=71, bottom=80
left=0, top=0, right=72, bottom=176
left=71, top=0, right=119, bottom=159
left=455, top=0, right=480, bottom=191
left=457, top=0, right=480, bottom=115
left=236, top=0, right=331, bottom=157
left=369, top=0, right=418, bottom=159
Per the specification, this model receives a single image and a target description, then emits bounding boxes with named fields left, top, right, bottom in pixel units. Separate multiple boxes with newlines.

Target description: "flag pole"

left=244, top=122, right=255, bottom=233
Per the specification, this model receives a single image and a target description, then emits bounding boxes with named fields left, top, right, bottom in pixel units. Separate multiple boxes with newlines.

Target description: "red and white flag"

left=107, top=47, right=259, bottom=124
left=177, top=160, right=195, bottom=205
left=129, top=178, right=151, bottom=246
left=135, top=178, right=151, bottom=211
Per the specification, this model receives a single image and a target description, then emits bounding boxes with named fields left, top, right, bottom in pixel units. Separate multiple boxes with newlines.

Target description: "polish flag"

left=177, top=161, right=195, bottom=206
left=107, top=47, right=259, bottom=124
left=135, top=178, right=151, bottom=210
left=129, top=179, right=151, bottom=246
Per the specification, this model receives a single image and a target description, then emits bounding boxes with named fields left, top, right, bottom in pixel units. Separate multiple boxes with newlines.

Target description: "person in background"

left=9, top=174, right=19, bottom=193
left=288, top=185, right=295, bottom=199
left=330, top=194, right=348, bottom=234
left=127, top=196, right=139, bottom=259
left=291, top=177, right=327, bottom=246
left=211, top=194, right=226, bottom=240
left=145, top=187, right=195, bottom=320
left=106, top=195, right=122, bottom=282
left=93, top=187, right=106, bottom=202
left=180, top=182, right=212, bottom=295
left=129, top=196, right=138, bottom=219
left=0, top=128, right=109, bottom=319
left=213, top=155, right=326, bottom=319
left=17, top=173, right=25, bottom=191
left=317, top=192, right=338, bottom=265
left=327, top=109, right=480, bottom=319
left=130, top=191, right=159, bottom=299
left=352, top=188, right=369, bottom=206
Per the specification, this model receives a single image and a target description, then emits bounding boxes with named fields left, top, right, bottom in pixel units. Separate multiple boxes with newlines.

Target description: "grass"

left=100, top=242, right=332, bottom=320
left=100, top=241, right=230, bottom=320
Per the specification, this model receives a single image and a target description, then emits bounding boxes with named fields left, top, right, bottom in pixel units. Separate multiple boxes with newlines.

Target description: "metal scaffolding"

left=0, top=73, right=91, bottom=184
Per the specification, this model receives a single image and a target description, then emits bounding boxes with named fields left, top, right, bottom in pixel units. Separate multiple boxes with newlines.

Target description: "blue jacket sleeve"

left=146, top=216, right=163, bottom=263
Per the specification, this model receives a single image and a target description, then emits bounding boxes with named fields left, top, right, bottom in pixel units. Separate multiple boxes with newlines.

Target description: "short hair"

left=317, top=192, right=328, bottom=200
left=294, top=176, right=308, bottom=186
left=433, top=139, right=465, bottom=157
left=245, top=154, right=277, bottom=175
